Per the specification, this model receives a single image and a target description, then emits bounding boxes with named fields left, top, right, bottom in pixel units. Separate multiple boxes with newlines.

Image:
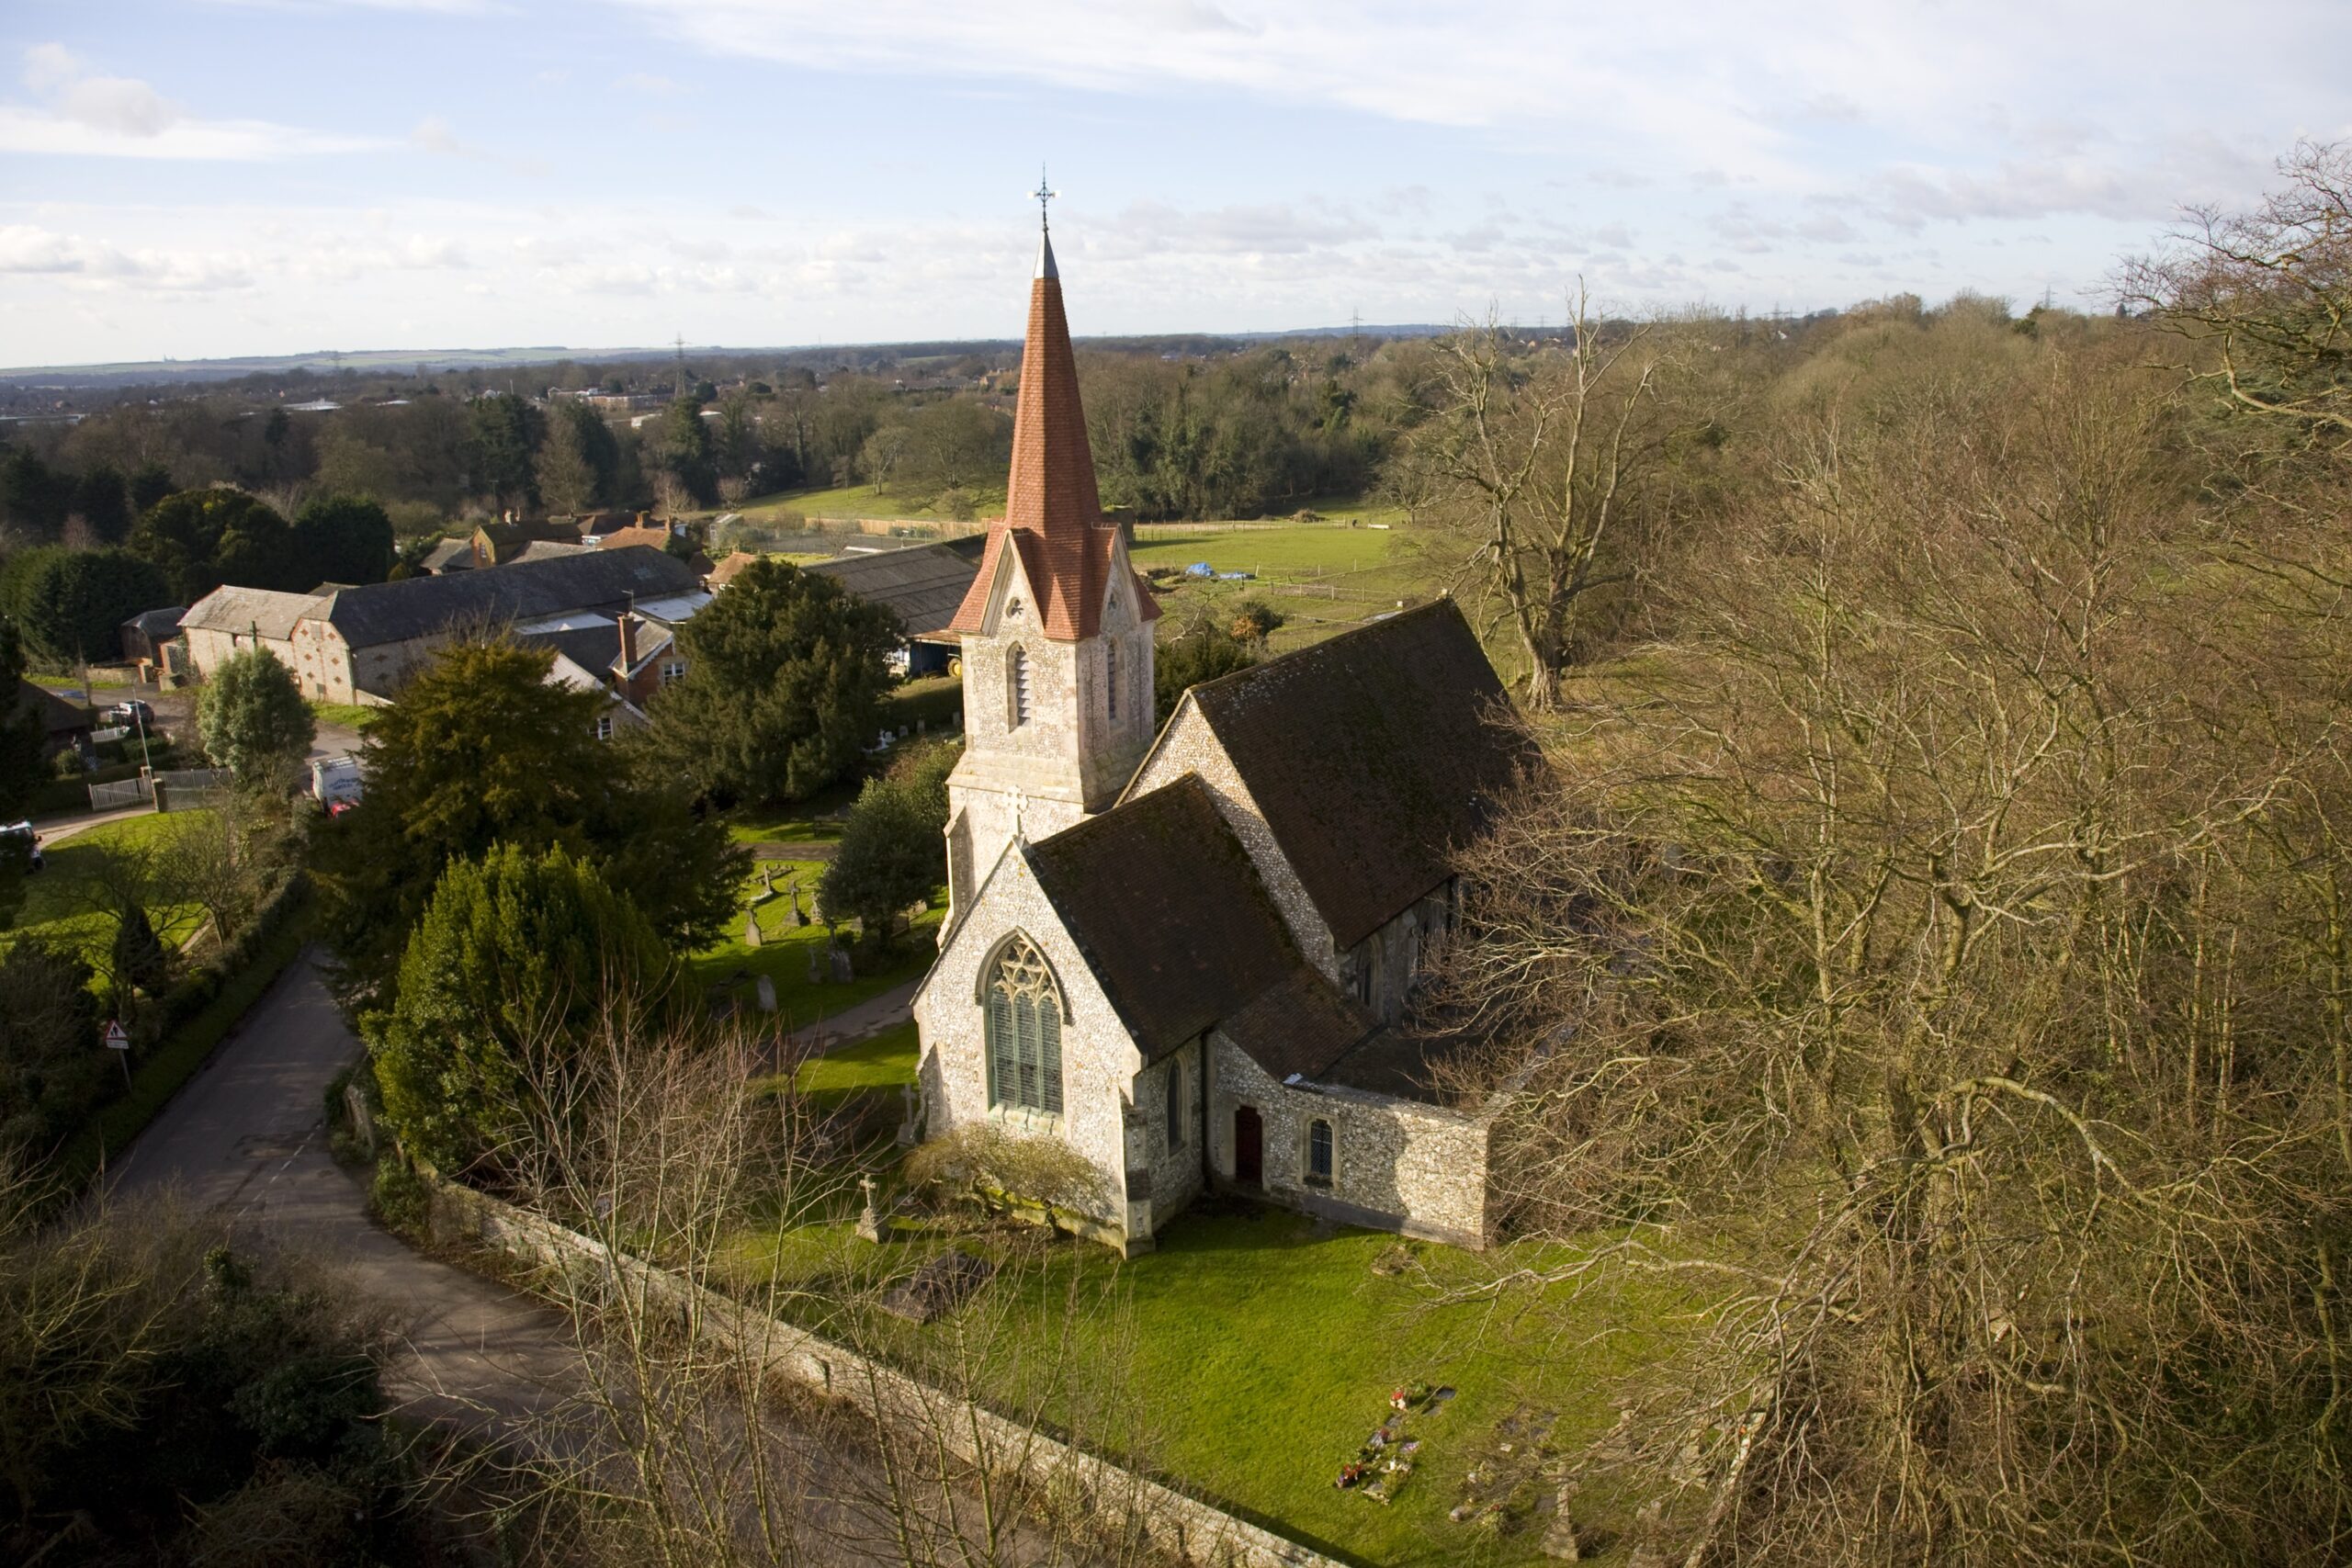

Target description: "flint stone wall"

left=1207, top=1036, right=1494, bottom=1251
left=423, top=1171, right=1337, bottom=1568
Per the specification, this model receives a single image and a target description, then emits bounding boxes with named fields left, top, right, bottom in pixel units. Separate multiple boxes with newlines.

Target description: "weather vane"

left=1033, top=165, right=1057, bottom=230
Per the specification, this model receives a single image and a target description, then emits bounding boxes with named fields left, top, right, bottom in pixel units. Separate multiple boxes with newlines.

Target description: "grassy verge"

left=726, top=1197, right=1676, bottom=1566
left=309, top=701, right=380, bottom=732
left=53, top=892, right=316, bottom=1190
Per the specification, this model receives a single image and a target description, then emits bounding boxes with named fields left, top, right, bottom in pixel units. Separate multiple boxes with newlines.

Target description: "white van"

left=310, top=754, right=363, bottom=809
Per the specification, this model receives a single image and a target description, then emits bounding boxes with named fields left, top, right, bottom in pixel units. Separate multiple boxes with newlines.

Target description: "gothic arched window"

left=1008, top=646, right=1032, bottom=729
left=1307, top=1118, right=1334, bottom=1186
left=985, top=933, right=1063, bottom=1115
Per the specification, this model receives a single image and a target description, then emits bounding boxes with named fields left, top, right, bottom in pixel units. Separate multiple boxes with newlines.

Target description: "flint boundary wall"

left=422, top=1172, right=1339, bottom=1568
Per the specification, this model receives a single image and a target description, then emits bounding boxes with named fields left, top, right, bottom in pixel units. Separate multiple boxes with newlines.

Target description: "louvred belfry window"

left=985, top=933, right=1063, bottom=1116
left=1010, top=646, right=1033, bottom=728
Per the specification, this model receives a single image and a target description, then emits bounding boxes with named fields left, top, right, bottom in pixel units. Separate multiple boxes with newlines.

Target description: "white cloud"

left=2, top=43, right=389, bottom=160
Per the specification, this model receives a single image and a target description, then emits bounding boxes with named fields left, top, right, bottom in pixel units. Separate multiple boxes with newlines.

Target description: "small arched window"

left=1008, top=646, right=1032, bottom=728
left=1307, top=1119, right=1334, bottom=1186
left=985, top=933, right=1063, bottom=1116
left=1106, top=640, right=1120, bottom=722
left=1164, top=1059, right=1182, bottom=1152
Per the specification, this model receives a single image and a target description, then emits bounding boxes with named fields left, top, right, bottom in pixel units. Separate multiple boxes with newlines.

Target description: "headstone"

left=760, top=864, right=774, bottom=896
left=743, top=910, right=763, bottom=948
left=754, top=975, right=776, bottom=1012
left=808, top=950, right=821, bottom=985
left=1541, top=1486, right=1581, bottom=1560
left=855, top=1173, right=886, bottom=1243
left=831, top=946, right=854, bottom=984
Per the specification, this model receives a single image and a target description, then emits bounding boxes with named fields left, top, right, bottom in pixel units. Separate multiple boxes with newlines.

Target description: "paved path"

left=108, top=953, right=1002, bottom=1562
left=110, top=953, right=581, bottom=1439
left=28, top=803, right=154, bottom=844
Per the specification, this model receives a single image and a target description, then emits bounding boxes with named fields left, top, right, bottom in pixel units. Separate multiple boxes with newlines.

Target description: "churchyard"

left=721, top=1097, right=1679, bottom=1567
left=688, top=851, right=943, bottom=1035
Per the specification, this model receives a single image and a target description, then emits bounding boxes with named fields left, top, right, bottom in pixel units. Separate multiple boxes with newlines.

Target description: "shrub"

left=905, top=1122, right=1109, bottom=1219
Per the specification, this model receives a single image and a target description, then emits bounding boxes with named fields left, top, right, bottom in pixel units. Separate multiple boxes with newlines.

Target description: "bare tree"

left=1433, top=343, right=2352, bottom=1564
left=1391, top=290, right=1716, bottom=708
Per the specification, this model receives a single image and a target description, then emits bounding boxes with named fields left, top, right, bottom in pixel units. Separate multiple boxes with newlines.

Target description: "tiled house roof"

left=182, top=585, right=327, bottom=641
left=1178, top=599, right=1537, bottom=949
left=312, top=547, right=699, bottom=649
left=946, top=227, right=1158, bottom=642
left=1026, top=773, right=1329, bottom=1064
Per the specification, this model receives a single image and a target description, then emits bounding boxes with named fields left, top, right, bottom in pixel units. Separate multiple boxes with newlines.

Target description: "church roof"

left=1216, top=967, right=1383, bottom=1084
left=1026, top=773, right=1319, bottom=1064
left=1179, top=598, right=1537, bottom=950
left=945, top=224, right=1158, bottom=642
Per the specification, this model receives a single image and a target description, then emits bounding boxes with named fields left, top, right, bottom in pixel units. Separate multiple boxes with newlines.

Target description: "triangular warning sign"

left=104, top=1021, right=130, bottom=1050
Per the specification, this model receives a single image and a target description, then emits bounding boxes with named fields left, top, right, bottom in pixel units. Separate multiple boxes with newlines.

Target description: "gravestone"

left=754, top=975, right=776, bottom=1013
left=855, top=1173, right=886, bottom=1243
left=896, top=1083, right=919, bottom=1146
left=831, top=946, right=854, bottom=984
left=760, top=864, right=774, bottom=896
left=807, top=950, right=821, bottom=985
left=743, top=910, right=763, bottom=948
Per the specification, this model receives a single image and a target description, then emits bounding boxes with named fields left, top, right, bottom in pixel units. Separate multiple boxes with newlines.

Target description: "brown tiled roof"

left=592, top=525, right=673, bottom=554
left=707, top=550, right=760, bottom=588
left=1216, top=967, right=1381, bottom=1083
left=1180, top=598, right=1536, bottom=950
left=946, top=230, right=1158, bottom=642
left=1025, top=773, right=1301, bottom=1063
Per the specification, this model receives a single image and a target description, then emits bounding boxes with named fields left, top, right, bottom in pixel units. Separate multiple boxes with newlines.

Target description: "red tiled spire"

left=948, top=219, right=1159, bottom=640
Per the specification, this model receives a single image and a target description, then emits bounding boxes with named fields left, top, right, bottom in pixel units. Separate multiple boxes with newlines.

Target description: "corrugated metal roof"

left=807, top=536, right=985, bottom=639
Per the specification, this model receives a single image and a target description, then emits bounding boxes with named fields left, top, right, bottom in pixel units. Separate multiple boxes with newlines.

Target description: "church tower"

left=940, top=194, right=1160, bottom=924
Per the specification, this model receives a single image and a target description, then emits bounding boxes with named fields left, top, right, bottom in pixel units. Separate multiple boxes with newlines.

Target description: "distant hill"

left=0, top=324, right=1454, bottom=389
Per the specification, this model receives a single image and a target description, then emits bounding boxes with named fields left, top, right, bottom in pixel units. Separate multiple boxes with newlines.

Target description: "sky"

left=2, top=1, right=2346, bottom=368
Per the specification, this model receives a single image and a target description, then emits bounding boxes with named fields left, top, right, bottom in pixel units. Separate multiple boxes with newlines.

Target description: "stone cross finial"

left=1032, top=165, right=1056, bottom=230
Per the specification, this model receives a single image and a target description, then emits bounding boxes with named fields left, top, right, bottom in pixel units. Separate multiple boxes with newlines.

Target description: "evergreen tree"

left=818, top=740, right=956, bottom=948
left=110, top=902, right=169, bottom=1002
left=0, top=547, right=171, bottom=663
left=0, top=449, right=70, bottom=544
left=368, top=843, right=672, bottom=1174
left=71, top=463, right=131, bottom=545
left=533, top=403, right=599, bottom=515
left=290, top=494, right=395, bottom=586
left=0, top=620, right=43, bottom=820
left=1153, top=610, right=1259, bottom=717
left=130, top=488, right=300, bottom=601
left=126, top=461, right=175, bottom=514
left=640, top=557, right=897, bottom=805
left=467, top=393, right=542, bottom=511
left=312, top=636, right=741, bottom=999
left=195, top=646, right=315, bottom=789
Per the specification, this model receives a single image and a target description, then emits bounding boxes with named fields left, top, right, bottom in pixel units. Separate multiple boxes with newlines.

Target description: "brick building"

left=911, top=216, right=1531, bottom=1256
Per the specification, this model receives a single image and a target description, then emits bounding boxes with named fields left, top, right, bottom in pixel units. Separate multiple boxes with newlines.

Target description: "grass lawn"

left=735, top=483, right=990, bottom=525
left=785, top=1019, right=919, bottom=1105
left=6, top=812, right=211, bottom=983
left=1135, top=521, right=1450, bottom=660
left=729, top=1199, right=1676, bottom=1566
left=308, top=701, right=380, bottom=732
left=688, top=862, right=943, bottom=1032
left=1130, top=523, right=1408, bottom=581
left=721, top=784, right=857, bottom=847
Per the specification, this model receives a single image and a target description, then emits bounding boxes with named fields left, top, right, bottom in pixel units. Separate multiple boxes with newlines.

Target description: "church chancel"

left=911, top=198, right=1532, bottom=1256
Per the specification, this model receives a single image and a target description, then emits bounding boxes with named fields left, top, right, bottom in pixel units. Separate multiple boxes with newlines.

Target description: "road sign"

left=104, top=1020, right=130, bottom=1051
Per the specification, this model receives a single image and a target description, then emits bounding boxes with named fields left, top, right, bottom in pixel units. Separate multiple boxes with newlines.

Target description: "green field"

left=729, top=1197, right=1674, bottom=1566
left=1131, top=522, right=1446, bottom=658
left=6, top=813, right=210, bottom=983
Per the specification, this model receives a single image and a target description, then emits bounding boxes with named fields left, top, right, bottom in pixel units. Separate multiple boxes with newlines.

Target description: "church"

left=910, top=209, right=1533, bottom=1257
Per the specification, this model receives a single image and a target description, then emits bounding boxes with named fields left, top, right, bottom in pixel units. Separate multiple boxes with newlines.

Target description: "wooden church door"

left=1234, top=1106, right=1263, bottom=1186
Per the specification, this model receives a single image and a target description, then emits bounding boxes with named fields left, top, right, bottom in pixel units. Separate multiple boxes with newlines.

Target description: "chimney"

left=616, top=612, right=638, bottom=677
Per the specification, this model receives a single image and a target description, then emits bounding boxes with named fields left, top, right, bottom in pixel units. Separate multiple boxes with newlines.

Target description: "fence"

left=155, top=768, right=232, bottom=811
left=87, top=775, right=153, bottom=811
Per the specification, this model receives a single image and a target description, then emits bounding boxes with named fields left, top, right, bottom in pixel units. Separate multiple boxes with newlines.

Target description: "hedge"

left=51, top=876, right=317, bottom=1194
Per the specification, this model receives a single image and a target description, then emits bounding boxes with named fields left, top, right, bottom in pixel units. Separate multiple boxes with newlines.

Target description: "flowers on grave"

left=1334, top=1461, right=1370, bottom=1490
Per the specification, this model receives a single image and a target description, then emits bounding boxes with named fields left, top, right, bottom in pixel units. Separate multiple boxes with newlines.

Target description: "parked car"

left=0, top=820, right=43, bottom=873
left=106, top=699, right=155, bottom=727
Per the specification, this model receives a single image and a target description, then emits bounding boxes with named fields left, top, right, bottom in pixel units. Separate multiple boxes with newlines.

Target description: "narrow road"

left=110, top=953, right=580, bottom=1438
left=109, top=953, right=1003, bottom=1563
